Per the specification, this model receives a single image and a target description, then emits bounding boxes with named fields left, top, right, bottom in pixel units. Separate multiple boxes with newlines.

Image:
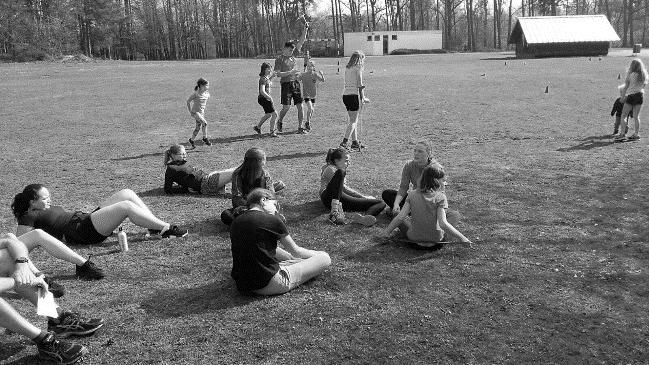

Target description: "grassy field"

left=1, top=49, right=648, bottom=364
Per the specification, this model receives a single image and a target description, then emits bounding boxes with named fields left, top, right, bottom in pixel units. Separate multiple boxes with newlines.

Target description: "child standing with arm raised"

left=186, top=78, right=212, bottom=148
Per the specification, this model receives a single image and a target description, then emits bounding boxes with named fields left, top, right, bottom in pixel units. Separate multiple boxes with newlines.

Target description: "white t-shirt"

left=343, top=66, right=363, bottom=95
left=625, top=72, right=646, bottom=95
left=189, top=90, right=210, bottom=114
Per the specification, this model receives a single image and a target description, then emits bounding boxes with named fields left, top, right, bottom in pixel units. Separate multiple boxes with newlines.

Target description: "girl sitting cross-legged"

left=383, top=165, right=472, bottom=247
left=230, top=188, right=331, bottom=295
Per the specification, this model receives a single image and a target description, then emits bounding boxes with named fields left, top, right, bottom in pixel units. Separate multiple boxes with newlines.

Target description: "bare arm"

left=342, top=185, right=368, bottom=199
left=186, top=93, right=195, bottom=113
left=0, top=236, right=37, bottom=286
left=279, top=234, right=321, bottom=259
left=437, top=207, right=471, bottom=243
left=259, top=82, right=272, bottom=100
left=15, top=225, right=32, bottom=236
left=384, top=202, right=411, bottom=236
left=294, top=23, right=309, bottom=53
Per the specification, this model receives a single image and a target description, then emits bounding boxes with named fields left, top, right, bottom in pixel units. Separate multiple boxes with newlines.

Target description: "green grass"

left=1, top=49, right=649, bottom=364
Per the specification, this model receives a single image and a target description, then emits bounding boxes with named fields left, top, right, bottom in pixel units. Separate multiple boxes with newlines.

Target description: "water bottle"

left=117, top=227, right=129, bottom=252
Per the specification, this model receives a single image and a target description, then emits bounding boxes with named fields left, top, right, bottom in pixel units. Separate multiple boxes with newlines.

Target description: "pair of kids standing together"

left=612, top=58, right=648, bottom=141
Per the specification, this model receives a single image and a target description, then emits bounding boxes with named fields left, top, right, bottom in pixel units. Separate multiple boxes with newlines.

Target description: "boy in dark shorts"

left=274, top=21, right=309, bottom=134
left=611, top=86, right=631, bottom=135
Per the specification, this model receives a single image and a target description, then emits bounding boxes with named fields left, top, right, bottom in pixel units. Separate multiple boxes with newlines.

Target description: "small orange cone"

left=618, top=73, right=621, bottom=79
left=544, top=86, right=549, bottom=93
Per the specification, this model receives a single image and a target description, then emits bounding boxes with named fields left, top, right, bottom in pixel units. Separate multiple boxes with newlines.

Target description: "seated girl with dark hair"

left=320, top=147, right=385, bottom=226
left=383, top=165, right=471, bottom=247
left=230, top=188, right=331, bottom=295
left=164, top=144, right=237, bottom=195
left=221, top=147, right=285, bottom=226
left=13, top=185, right=188, bottom=245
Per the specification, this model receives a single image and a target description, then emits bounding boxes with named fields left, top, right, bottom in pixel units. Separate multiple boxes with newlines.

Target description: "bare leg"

left=268, top=111, right=278, bottom=131
left=620, top=103, right=633, bottom=136
left=632, top=104, right=643, bottom=136
left=90, top=201, right=168, bottom=236
left=0, top=298, right=41, bottom=339
left=201, top=121, right=208, bottom=138
left=191, top=120, right=201, bottom=140
left=18, top=230, right=86, bottom=266
left=258, top=113, right=271, bottom=127
left=296, top=103, right=304, bottom=128
left=344, top=111, right=359, bottom=140
left=277, top=105, right=291, bottom=124
left=207, top=167, right=237, bottom=189
left=100, top=189, right=153, bottom=215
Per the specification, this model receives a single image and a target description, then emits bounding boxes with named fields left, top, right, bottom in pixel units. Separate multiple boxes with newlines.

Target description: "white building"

left=343, top=30, right=443, bottom=56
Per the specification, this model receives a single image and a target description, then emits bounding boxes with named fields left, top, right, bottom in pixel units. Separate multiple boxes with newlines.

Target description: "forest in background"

left=1, top=0, right=648, bottom=61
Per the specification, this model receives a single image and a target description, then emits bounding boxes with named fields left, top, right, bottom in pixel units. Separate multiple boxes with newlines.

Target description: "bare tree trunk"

left=622, top=0, right=628, bottom=46
left=628, top=0, right=634, bottom=46
left=410, top=0, right=416, bottom=29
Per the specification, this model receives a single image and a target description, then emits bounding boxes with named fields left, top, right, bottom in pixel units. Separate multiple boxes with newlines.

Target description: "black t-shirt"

left=164, top=161, right=205, bottom=193
left=17, top=206, right=78, bottom=240
left=230, top=210, right=289, bottom=291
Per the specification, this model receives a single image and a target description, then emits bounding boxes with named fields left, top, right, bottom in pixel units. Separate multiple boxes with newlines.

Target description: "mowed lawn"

left=1, top=50, right=648, bottom=364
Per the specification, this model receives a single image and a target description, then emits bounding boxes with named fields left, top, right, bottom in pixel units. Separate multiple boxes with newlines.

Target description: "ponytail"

left=194, top=77, right=208, bottom=91
left=12, top=184, right=43, bottom=218
left=325, top=147, right=348, bottom=165
left=164, top=144, right=184, bottom=166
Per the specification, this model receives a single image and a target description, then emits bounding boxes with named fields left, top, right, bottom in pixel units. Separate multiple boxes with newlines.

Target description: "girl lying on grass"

left=383, top=165, right=471, bottom=247
left=320, top=147, right=385, bottom=226
left=230, top=188, right=331, bottom=295
left=164, top=144, right=236, bottom=195
left=221, top=147, right=285, bottom=226
left=13, top=185, right=188, bottom=245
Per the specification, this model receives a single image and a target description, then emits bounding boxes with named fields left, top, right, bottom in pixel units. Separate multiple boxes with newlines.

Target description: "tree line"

left=1, top=0, right=648, bottom=61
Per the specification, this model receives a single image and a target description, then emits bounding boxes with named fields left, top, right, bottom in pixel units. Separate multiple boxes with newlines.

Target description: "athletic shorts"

left=280, top=81, right=303, bottom=105
left=63, top=211, right=108, bottom=245
left=200, top=171, right=225, bottom=196
left=258, top=95, right=275, bottom=114
left=342, top=94, right=360, bottom=112
left=625, top=92, right=644, bottom=106
left=304, top=98, right=316, bottom=104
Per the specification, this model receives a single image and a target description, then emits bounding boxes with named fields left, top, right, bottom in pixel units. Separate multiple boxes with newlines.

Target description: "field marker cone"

left=481, top=73, right=486, bottom=77
left=505, top=61, right=507, bottom=65
left=544, top=86, right=549, bottom=93
left=618, top=73, right=621, bottom=79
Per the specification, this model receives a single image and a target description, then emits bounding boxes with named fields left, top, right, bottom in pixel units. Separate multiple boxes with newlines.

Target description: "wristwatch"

left=14, top=257, right=29, bottom=264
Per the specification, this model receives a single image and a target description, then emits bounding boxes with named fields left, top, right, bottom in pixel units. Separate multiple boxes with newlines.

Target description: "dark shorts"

left=343, top=94, right=360, bottom=112
left=258, top=95, right=275, bottom=114
left=280, top=81, right=303, bottom=105
left=625, top=92, right=644, bottom=106
left=63, top=211, right=108, bottom=245
left=304, top=98, right=316, bottom=104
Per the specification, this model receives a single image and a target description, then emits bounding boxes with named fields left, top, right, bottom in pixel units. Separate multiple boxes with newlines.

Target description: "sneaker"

left=350, top=141, right=366, bottom=151
left=148, top=228, right=162, bottom=236
left=202, top=137, right=212, bottom=146
left=44, top=277, right=66, bottom=298
left=48, top=312, right=104, bottom=338
left=339, top=140, right=350, bottom=149
left=347, top=212, right=377, bottom=227
left=36, top=332, right=88, bottom=364
left=614, top=134, right=626, bottom=141
left=328, top=201, right=346, bottom=225
left=273, top=180, right=286, bottom=192
left=161, top=225, right=188, bottom=238
left=253, top=126, right=262, bottom=135
left=305, top=122, right=311, bottom=131
left=297, top=127, right=309, bottom=134
left=75, top=260, right=105, bottom=281
left=188, top=138, right=196, bottom=149
left=269, top=131, right=280, bottom=138
left=627, top=134, right=640, bottom=141
left=277, top=121, right=283, bottom=132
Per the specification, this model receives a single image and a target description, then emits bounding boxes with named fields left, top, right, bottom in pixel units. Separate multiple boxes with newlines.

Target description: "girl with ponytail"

left=163, top=144, right=236, bottom=195
left=383, top=165, right=471, bottom=246
left=319, top=147, right=385, bottom=226
left=186, top=77, right=212, bottom=148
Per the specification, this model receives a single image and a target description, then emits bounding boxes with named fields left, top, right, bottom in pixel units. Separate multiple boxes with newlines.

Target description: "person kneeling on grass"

left=383, top=165, right=472, bottom=247
left=320, top=147, right=386, bottom=226
left=1, top=238, right=103, bottom=364
left=164, top=144, right=236, bottom=195
left=230, top=188, right=331, bottom=295
left=221, top=147, right=285, bottom=226
left=1, top=230, right=105, bottom=298
left=12, top=184, right=188, bottom=245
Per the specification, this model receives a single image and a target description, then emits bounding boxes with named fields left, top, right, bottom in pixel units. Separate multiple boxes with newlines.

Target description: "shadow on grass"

left=111, top=149, right=205, bottom=161
left=0, top=342, right=37, bottom=365
left=557, top=139, right=617, bottom=152
left=208, top=134, right=261, bottom=144
left=281, top=200, right=325, bottom=224
left=267, top=151, right=327, bottom=162
left=138, top=187, right=232, bottom=200
left=344, top=239, right=445, bottom=264
left=185, top=216, right=231, bottom=238
left=479, top=56, right=517, bottom=61
left=141, top=280, right=263, bottom=318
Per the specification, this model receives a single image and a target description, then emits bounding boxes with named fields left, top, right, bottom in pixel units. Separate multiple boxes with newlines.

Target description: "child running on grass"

left=615, top=58, right=648, bottom=142
left=254, top=62, right=279, bottom=137
left=383, top=165, right=471, bottom=247
left=186, top=78, right=212, bottom=148
left=300, top=60, right=325, bottom=132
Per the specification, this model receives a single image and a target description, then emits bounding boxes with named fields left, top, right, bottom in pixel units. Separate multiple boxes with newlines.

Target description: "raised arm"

left=295, top=22, right=309, bottom=54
